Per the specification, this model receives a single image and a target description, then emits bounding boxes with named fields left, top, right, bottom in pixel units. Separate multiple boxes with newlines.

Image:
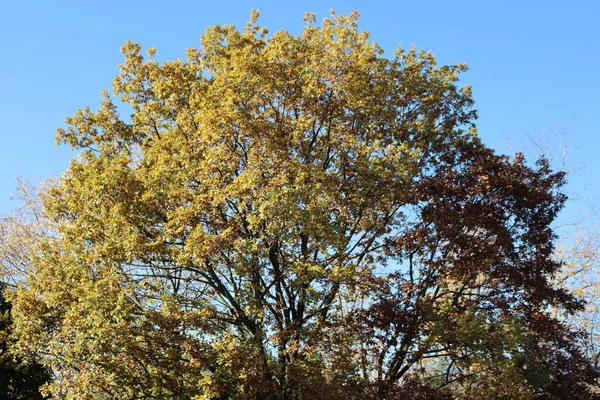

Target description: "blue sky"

left=1, top=0, right=599, bottom=222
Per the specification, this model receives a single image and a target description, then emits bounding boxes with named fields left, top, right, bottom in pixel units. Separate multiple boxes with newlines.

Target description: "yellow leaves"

left=461, top=84, right=473, bottom=97
left=292, top=261, right=325, bottom=283
left=303, top=12, right=316, bottom=24
left=249, top=9, right=260, bottom=25
left=120, top=39, right=141, bottom=56
left=147, top=46, right=156, bottom=58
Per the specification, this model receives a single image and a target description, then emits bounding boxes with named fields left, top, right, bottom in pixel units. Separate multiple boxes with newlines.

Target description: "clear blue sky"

left=1, top=0, right=599, bottom=221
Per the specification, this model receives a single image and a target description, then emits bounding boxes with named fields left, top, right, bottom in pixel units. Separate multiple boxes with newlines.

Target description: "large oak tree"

left=7, top=10, right=598, bottom=399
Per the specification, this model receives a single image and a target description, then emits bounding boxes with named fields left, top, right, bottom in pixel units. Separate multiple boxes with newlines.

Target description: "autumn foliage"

left=3, top=10, right=598, bottom=399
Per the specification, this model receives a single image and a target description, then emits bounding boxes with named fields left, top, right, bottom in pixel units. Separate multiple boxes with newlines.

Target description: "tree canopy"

left=5, top=10, right=598, bottom=400
left=0, top=283, right=51, bottom=399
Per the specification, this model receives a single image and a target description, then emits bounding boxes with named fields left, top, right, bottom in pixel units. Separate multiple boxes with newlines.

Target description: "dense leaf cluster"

left=0, top=284, right=50, bottom=399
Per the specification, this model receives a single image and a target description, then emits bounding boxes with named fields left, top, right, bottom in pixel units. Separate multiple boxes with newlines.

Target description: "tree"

left=0, top=177, right=57, bottom=287
left=0, top=179, right=53, bottom=399
left=8, top=10, right=598, bottom=399
left=504, top=121, right=600, bottom=392
left=554, top=228, right=600, bottom=386
left=0, top=283, right=51, bottom=399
